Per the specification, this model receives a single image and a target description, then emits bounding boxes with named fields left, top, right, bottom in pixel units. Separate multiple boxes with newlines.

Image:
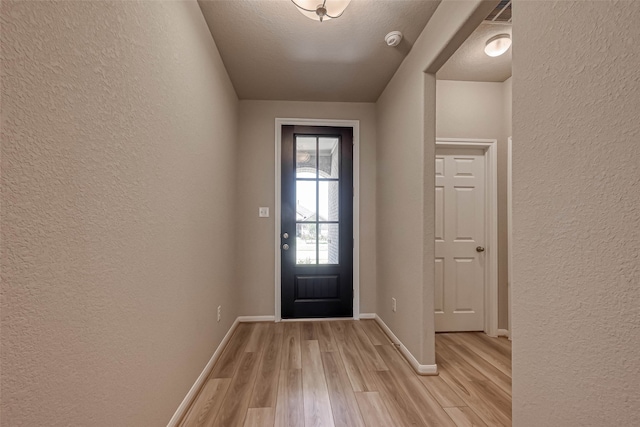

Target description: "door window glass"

left=318, top=138, right=340, bottom=178
left=319, top=223, right=339, bottom=264
left=296, top=137, right=317, bottom=178
left=295, top=135, right=340, bottom=265
left=295, top=180, right=316, bottom=222
left=296, top=223, right=317, bottom=265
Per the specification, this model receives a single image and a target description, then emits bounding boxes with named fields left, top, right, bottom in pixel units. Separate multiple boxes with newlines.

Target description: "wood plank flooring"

left=180, top=321, right=512, bottom=427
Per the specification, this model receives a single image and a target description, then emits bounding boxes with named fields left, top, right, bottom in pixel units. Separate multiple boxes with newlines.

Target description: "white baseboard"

left=373, top=315, right=438, bottom=376
left=238, top=315, right=276, bottom=322
left=166, top=318, right=239, bottom=427
left=359, top=313, right=376, bottom=319
left=497, top=328, right=510, bottom=338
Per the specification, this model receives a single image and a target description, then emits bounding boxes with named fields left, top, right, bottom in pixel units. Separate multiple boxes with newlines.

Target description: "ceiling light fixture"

left=291, top=0, right=351, bottom=22
left=484, top=34, right=512, bottom=57
left=296, top=151, right=311, bottom=163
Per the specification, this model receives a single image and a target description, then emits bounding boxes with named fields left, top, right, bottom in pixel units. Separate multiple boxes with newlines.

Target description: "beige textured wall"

left=1, top=1, right=239, bottom=425
left=436, top=79, right=512, bottom=329
left=503, top=76, right=511, bottom=332
left=376, top=0, right=496, bottom=364
left=236, top=101, right=377, bottom=316
left=513, top=1, right=640, bottom=425
left=503, top=76, right=512, bottom=138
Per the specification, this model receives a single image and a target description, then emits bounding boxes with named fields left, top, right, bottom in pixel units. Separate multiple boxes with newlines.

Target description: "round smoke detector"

left=385, top=31, right=403, bottom=47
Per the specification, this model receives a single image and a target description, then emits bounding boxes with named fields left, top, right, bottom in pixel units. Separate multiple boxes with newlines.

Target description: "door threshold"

left=279, top=317, right=356, bottom=322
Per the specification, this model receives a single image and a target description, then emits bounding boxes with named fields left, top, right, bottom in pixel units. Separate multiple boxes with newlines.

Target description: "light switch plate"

left=258, top=207, right=269, bottom=218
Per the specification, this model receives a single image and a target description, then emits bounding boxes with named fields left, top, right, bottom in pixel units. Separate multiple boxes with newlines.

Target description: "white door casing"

left=434, top=139, right=498, bottom=336
left=274, top=118, right=360, bottom=322
left=435, top=148, right=486, bottom=331
left=507, top=136, right=513, bottom=340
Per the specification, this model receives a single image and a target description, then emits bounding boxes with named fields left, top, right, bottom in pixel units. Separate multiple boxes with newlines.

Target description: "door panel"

left=435, top=187, right=444, bottom=240
left=435, top=148, right=485, bottom=332
left=281, top=126, right=353, bottom=319
left=453, top=257, right=475, bottom=311
left=434, top=258, right=445, bottom=314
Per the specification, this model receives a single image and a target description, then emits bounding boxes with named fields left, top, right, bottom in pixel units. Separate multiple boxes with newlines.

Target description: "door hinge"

left=353, top=238, right=354, bottom=248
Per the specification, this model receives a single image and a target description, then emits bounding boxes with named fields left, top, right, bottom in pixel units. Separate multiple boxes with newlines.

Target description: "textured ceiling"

left=437, top=21, right=512, bottom=82
left=198, top=0, right=441, bottom=102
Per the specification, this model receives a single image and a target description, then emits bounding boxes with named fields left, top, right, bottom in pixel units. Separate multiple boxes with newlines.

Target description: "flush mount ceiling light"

left=291, top=0, right=351, bottom=22
left=484, top=34, right=511, bottom=57
left=484, top=33, right=512, bottom=57
left=296, top=151, right=311, bottom=163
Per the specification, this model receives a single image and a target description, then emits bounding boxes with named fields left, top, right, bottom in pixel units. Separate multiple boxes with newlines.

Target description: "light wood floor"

left=179, top=320, right=511, bottom=427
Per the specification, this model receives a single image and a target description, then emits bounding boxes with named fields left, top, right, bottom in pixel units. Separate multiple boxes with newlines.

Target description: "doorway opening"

left=274, top=119, right=361, bottom=321
left=433, top=0, right=512, bottom=337
left=435, top=139, right=498, bottom=335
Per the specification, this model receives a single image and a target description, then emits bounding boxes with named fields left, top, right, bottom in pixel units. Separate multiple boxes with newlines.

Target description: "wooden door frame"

left=435, top=138, right=499, bottom=337
left=275, top=118, right=360, bottom=322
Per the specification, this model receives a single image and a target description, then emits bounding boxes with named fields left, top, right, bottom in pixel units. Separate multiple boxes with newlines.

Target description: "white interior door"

left=435, top=148, right=486, bottom=332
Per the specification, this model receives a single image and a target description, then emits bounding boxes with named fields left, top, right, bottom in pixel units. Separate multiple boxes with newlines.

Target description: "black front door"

left=281, top=125, right=353, bottom=318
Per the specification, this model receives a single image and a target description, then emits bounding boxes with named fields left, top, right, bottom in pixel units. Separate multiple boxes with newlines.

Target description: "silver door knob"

left=282, top=244, right=290, bottom=250
left=283, top=232, right=289, bottom=239
left=476, top=246, right=485, bottom=252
